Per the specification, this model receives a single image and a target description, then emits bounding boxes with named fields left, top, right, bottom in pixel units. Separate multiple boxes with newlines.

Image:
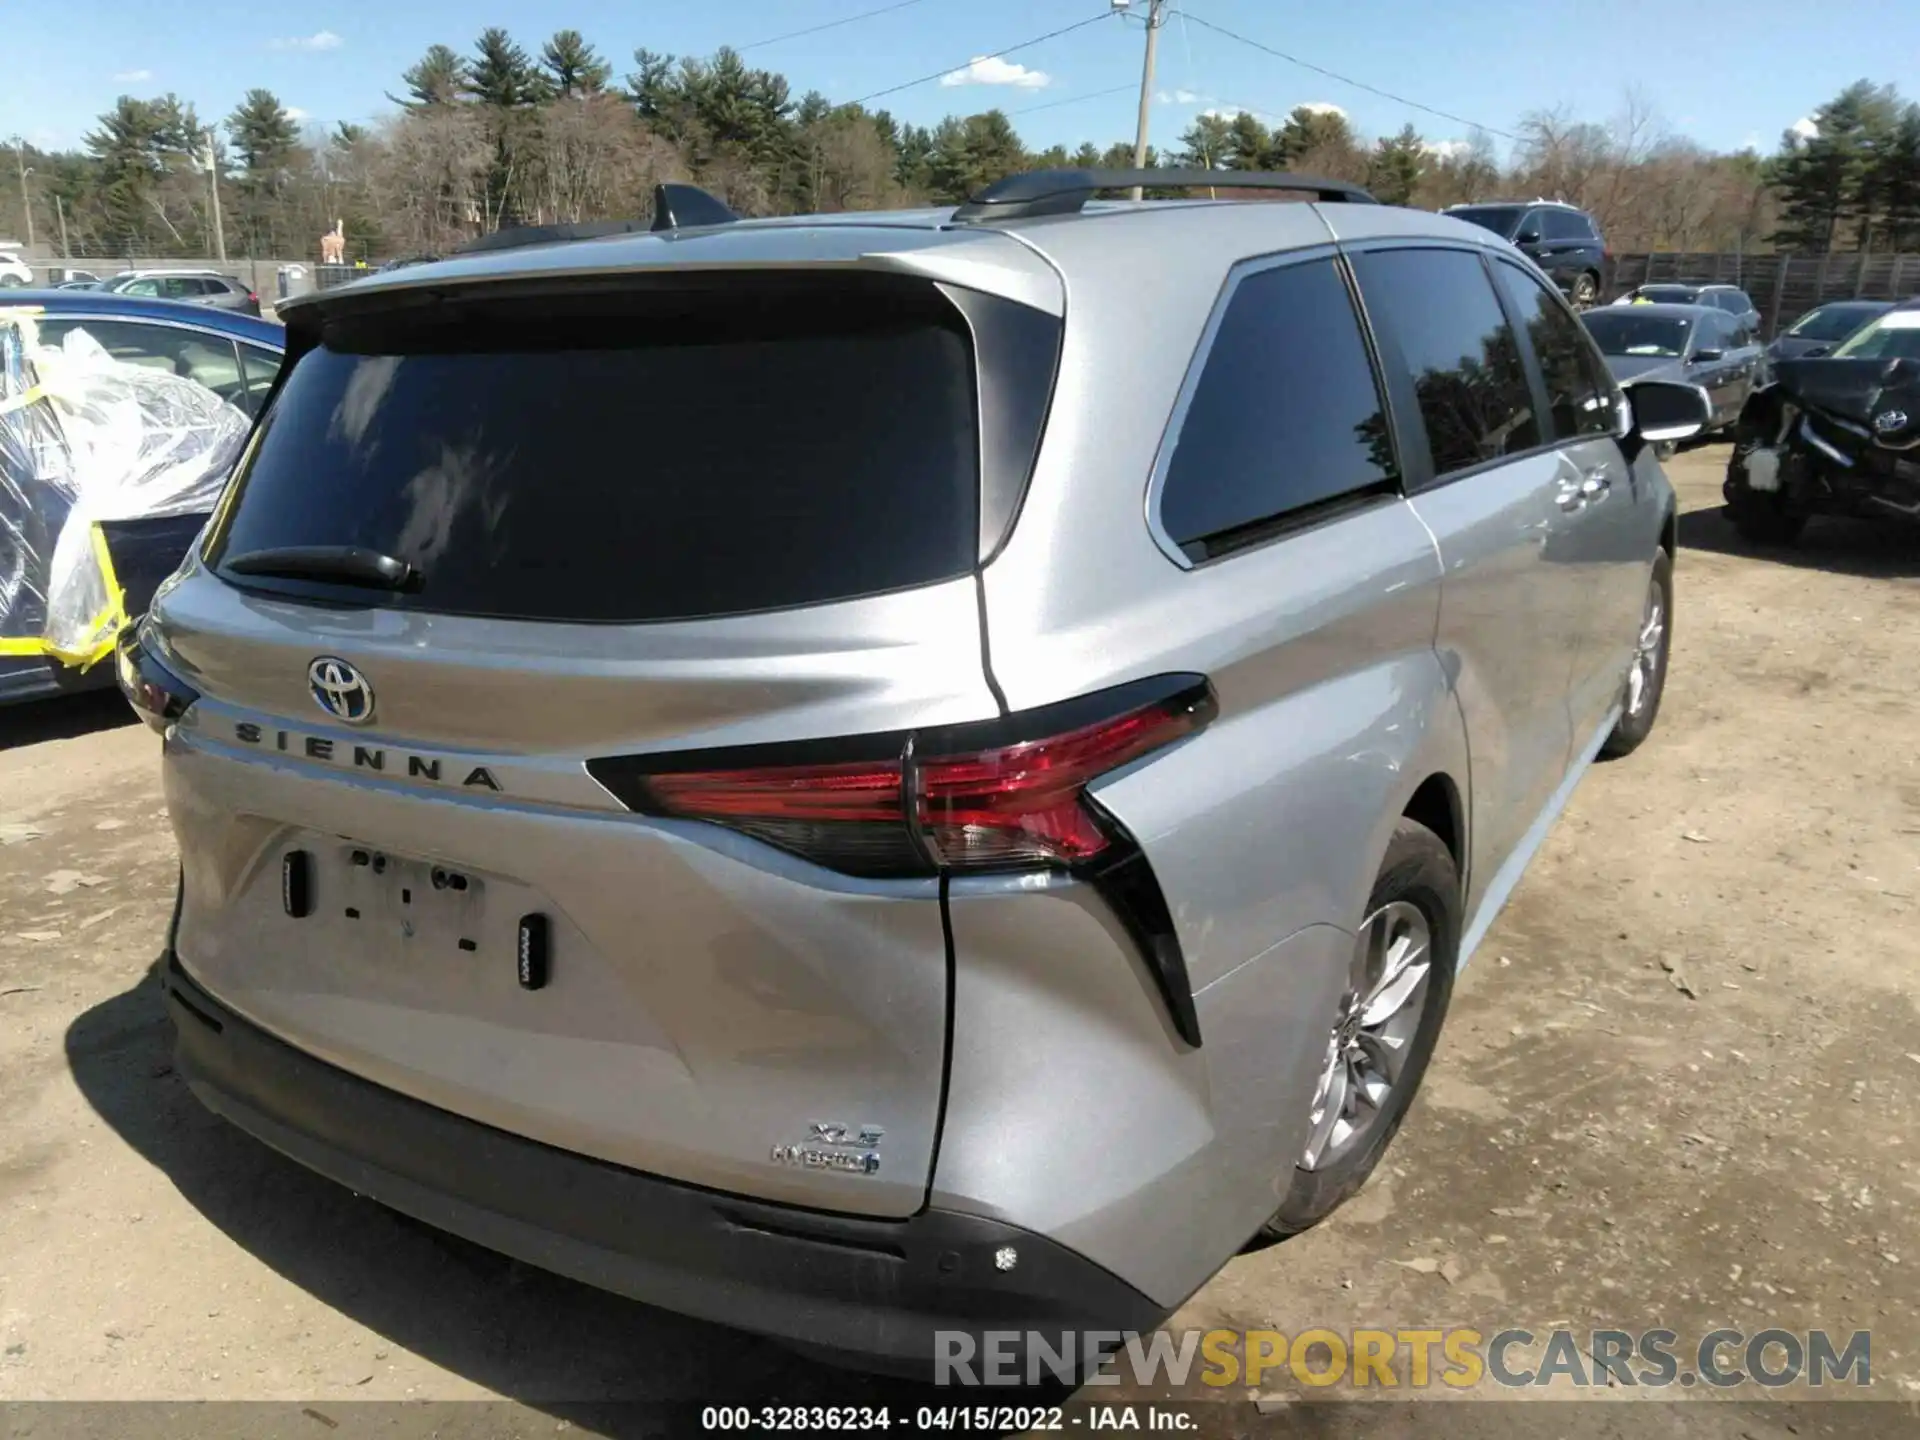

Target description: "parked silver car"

left=125, top=172, right=1709, bottom=1376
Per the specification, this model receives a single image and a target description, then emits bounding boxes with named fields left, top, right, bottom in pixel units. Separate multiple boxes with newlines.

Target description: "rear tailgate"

left=154, top=266, right=1060, bottom=1217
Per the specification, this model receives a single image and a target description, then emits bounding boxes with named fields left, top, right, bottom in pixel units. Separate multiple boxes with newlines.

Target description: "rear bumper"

left=164, top=954, right=1167, bottom=1373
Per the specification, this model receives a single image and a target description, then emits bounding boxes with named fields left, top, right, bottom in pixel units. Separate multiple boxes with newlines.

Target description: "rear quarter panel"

left=945, top=206, right=1475, bottom=1302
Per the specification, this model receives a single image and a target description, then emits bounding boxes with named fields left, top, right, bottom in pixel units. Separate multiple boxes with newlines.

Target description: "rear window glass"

left=209, top=279, right=981, bottom=623
left=1448, top=206, right=1526, bottom=239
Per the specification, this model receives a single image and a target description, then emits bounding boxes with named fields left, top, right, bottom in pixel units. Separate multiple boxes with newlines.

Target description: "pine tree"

left=85, top=97, right=168, bottom=247
left=1770, top=81, right=1899, bottom=252
left=467, top=28, right=547, bottom=109
left=540, top=30, right=611, bottom=98
left=227, top=89, right=301, bottom=253
left=1176, top=114, right=1236, bottom=170
left=227, top=89, right=299, bottom=174
left=1368, top=124, right=1427, bottom=205
left=398, top=45, right=467, bottom=108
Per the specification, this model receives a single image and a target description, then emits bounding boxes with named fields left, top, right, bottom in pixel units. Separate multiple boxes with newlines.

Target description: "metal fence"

left=1608, top=252, right=1920, bottom=340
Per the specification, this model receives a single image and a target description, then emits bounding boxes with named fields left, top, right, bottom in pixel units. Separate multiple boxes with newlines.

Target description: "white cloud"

left=113, top=68, right=153, bottom=82
left=1201, top=106, right=1253, bottom=121
left=1740, top=131, right=1763, bottom=151
left=271, top=30, right=343, bottom=52
left=940, top=55, right=1049, bottom=89
left=1296, top=101, right=1347, bottom=118
left=1423, top=138, right=1470, bottom=159
left=1155, top=88, right=1203, bottom=105
left=1791, top=116, right=1819, bottom=140
left=285, top=107, right=310, bottom=121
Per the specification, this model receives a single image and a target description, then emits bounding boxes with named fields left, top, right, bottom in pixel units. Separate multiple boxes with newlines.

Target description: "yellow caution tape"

left=0, top=382, right=48, bottom=417
left=0, top=522, right=129, bottom=670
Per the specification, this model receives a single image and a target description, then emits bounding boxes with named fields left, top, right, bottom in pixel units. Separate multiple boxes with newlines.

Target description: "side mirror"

left=1620, top=378, right=1712, bottom=447
left=1516, top=228, right=1541, bottom=246
left=1692, top=347, right=1724, bottom=363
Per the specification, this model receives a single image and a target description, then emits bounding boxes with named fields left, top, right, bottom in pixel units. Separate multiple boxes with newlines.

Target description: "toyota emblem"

left=308, top=656, right=375, bottom=725
left=1873, top=409, right=1910, bottom=435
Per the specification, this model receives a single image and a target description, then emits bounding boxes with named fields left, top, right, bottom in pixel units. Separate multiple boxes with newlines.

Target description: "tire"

left=1599, top=548, right=1672, bottom=759
left=0, top=275, right=25, bottom=288
left=1571, top=272, right=1600, bottom=310
left=1254, top=818, right=1459, bottom=1244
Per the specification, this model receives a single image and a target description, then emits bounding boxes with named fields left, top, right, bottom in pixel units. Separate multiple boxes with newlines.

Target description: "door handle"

left=1579, top=469, right=1612, bottom=502
left=1556, top=483, right=1587, bottom=512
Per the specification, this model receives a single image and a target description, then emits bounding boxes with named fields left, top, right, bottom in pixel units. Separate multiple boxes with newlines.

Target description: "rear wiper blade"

left=224, top=545, right=419, bottom=591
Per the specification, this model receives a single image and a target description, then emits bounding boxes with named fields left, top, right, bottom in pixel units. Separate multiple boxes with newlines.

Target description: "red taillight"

left=604, top=680, right=1214, bottom=878
left=916, top=703, right=1201, bottom=868
left=645, top=758, right=903, bottom=823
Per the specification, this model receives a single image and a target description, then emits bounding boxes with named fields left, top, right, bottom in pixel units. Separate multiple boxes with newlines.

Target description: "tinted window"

left=1583, top=310, right=1691, bottom=359
left=1352, top=248, right=1539, bottom=478
left=1159, top=257, right=1396, bottom=554
left=1448, top=206, right=1527, bottom=240
left=209, top=277, right=983, bottom=623
left=118, top=278, right=161, bottom=297
left=1787, top=304, right=1887, bottom=342
left=1492, top=262, right=1616, bottom=439
left=1544, top=210, right=1591, bottom=241
left=1636, top=285, right=1697, bottom=305
left=32, top=318, right=249, bottom=409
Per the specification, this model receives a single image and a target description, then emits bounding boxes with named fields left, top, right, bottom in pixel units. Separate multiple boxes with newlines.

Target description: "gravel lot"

left=1, top=443, right=1916, bottom=1432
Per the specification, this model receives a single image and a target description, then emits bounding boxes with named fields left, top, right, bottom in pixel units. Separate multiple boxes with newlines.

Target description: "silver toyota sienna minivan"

left=124, top=173, right=1709, bottom=1376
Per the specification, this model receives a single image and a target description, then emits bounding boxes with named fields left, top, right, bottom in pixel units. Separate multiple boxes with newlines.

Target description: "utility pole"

left=11, top=137, right=33, bottom=251
left=54, top=194, right=69, bottom=258
left=1128, top=0, right=1167, bottom=201
left=204, top=129, right=227, bottom=263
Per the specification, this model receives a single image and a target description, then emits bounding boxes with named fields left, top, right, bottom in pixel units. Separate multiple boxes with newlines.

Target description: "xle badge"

left=771, top=1121, right=885, bottom=1176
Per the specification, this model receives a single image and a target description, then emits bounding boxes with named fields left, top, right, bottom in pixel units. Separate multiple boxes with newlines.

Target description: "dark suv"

left=1445, top=202, right=1608, bottom=308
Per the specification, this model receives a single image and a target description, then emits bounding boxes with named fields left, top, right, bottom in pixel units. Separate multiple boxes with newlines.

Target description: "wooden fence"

left=1607, top=252, right=1920, bottom=340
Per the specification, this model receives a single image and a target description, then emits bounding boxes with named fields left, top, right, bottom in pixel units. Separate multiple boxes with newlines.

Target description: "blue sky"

left=5, top=0, right=1914, bottom=161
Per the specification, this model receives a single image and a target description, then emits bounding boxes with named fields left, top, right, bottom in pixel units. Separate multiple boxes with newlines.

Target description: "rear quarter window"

left=1156, top=256, right=1398, bottom=560
left=207, top=276, right=986, bottom=624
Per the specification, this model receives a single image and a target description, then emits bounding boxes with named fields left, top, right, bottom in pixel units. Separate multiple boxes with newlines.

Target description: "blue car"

left=1, top=292, right=284, bottom=705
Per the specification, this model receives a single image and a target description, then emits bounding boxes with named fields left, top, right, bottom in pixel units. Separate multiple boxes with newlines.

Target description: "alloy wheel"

left=1300, top=900, right=1433, bottom=1171
left=1626, top=580, right=1666, bottom=717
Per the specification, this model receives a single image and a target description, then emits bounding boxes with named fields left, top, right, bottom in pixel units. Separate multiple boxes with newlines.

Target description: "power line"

left=851, top=11, right=1118, bottom=106
left=1178, top=11, right=1518, bottom=143
left=1014, top=83, right=1136, bottom=117
left=739, top=0, right=934, bottom=54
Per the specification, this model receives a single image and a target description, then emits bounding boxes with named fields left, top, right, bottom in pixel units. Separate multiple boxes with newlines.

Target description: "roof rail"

left=951, top=169, right=1377, bottom=223
left=451, top=183, right=741, bottom=257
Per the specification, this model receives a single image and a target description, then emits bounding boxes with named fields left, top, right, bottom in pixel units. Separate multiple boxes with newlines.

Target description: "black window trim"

left=1485, top=252, right=1624, bottom=452
left=204, top=273, right=997, bottom=626
left=1343, top=238, right=1566, bottom=496
left=1143, top=242, right=1407, bottom=570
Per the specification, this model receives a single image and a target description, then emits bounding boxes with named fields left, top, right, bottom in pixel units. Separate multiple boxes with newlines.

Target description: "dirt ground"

left=1, top=443, right=1916, bottom=1433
